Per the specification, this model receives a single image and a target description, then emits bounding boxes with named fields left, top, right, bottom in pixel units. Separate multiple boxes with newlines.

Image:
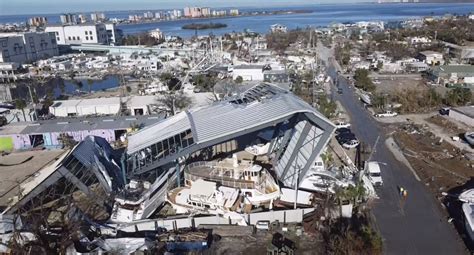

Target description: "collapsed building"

left=3, top=83, right=336, bottom=223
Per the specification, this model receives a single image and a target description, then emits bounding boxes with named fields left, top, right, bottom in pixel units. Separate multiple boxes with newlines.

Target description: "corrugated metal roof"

left=127, top=83, right=334, bottom=154
left=127, top=111, right=191, bottom=153
left=20, top=115, right=163, bottom=134
left=432, top=65, right=474, bottom=75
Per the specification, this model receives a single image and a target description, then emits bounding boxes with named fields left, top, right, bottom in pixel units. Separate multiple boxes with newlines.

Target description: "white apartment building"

left=0, top=32, right=59, bottom=64
left=229, top=9, right=239, bottom=16
left=149, top=29, right=164, bottom=40
left=46, top=23, right=110, bottom=45
left=104, top=23, right=120, bottom=45
left=418, top=51, right=444, bottom=65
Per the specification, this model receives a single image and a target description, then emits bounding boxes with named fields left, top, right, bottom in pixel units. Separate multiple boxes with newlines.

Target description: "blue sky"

left=0, top=0, right=367, bottom=15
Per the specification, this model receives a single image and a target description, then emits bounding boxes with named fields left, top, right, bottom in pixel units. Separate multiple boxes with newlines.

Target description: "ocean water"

left=116, top=3, right=474, bottom=37
left=1, top=3, right=473, bottom=38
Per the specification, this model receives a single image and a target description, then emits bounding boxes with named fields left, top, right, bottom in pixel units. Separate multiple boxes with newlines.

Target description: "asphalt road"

left=327, top=66, right=467, bottom=254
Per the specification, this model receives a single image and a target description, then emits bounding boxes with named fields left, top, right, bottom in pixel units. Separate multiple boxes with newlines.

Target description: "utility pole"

left=294, top=164, right=301, bottom=209
left=27, top=84, right=36, bottom=121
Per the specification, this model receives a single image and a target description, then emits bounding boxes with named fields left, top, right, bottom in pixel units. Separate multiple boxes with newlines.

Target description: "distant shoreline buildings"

left=377, top=0, right=419, bottom=2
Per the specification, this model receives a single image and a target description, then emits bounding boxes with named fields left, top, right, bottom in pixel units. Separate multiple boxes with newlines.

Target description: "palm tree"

left=15, top=99, right=27, bottom=121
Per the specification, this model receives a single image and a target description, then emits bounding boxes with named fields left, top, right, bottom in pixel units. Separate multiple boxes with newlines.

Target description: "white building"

left=0, top=32, right=59, bottom=64
left=28, top=17, right=48, bottom=27
left=232, top=65, right=264, bottom=81
left=230, top=9, right=239, bottom=16
left=104, top=23, right=120, bottom=45
left=149, top=29, right=164, bottom=40
left=49, top=96, right=158, bottom=117
left=91, top=12, right=106, bottom=22
left=418, top=51, right=444, bottom=65
left=45, top=23, right=111, bottom=45
left=270, top=24, right=288, bottom=33
left=60, top=13, right=77, bottom=24
left=409, top=36, right=431, bottom=45
left=49, top=97, right=121, bottom=117
left=77, top=14, right=88, bottom=24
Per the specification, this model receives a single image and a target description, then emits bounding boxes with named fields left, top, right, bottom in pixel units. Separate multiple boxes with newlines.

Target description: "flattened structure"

left=126, top=83, right=335, bottom=188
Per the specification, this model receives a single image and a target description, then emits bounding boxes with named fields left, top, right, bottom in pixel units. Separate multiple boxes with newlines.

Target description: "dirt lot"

left=394, top=129, right=472, bottom=196
left=374, top=75, right=423, bottom=95
left=426, top=115, right=469, bottom=137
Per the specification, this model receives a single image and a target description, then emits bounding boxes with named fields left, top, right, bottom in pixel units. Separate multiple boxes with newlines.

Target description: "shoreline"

left=116, top=10, right=313, bottom=27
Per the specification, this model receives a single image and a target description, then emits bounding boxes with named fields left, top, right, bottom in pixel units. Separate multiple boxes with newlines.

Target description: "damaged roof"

left=127, top=83, right=334, bottom=154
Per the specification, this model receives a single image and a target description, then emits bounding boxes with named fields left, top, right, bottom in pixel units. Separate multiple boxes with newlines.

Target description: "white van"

left=365, top=161, right=383, bottom=187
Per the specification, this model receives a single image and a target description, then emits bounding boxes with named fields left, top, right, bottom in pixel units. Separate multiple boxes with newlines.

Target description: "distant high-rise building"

left=212, top=10, right=226, bottom=16
left=91, top=12, right=106, bottom=22
left=28, top=16, right=48, bottom=27
left=77, top=14, right=88, bottom=23
left=201, top=8, right=211, bottom=17
left=128, top=15, right=140, bottom=22
left=230, top=9, right=239, bottom=16
left=144, top=11, right=154, bottom=19
left=59, top=13, right=77, bottom=25
left=173, top=9, right=182, bottom=18
left=184, top=7, right=192, bottom=17
left=184, top=7, right=208, bottom=18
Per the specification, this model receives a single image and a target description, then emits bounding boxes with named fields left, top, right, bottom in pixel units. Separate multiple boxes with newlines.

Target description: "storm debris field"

left=394, top=127, right=472, bottom=197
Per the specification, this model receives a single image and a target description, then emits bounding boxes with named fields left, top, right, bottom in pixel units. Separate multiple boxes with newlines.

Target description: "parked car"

left=365, top=161, right=383, bottom=187
left=336, top=132, right=356, bottom=143
left=342, top=139, right=360, bottom=149
left=375, top=111, right=398, bottom=118
left=335, top=127, right=352, bottom=135
left=256, top=220, right=270, bottom=230
left=336, top=129, right=356, bottom=144
left=334, top=121, right=351, bottom=129
left=337, top=87, right=343, bottom=94
left=439, top=107, right=450, bottom=116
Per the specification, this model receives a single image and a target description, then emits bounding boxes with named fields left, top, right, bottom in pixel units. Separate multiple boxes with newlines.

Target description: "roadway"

left=326, top=65, right=467, bottom=254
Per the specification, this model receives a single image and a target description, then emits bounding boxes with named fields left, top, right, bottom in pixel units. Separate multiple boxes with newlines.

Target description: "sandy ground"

left=375, top=112, right=473, bottom=153
left=372, top=75, right=423, bottom=95
left=0, top=149, right=65, bottom=207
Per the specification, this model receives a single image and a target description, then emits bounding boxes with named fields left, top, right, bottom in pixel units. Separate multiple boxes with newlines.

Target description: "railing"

left=184, top=161, right=272, bottom=192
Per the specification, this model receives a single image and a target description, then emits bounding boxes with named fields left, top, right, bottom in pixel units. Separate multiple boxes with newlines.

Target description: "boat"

left=299, top=157, right=354, bottom=194
left=167, top=179, right=240, bottom=215
left=181, top=156, right=281, bottom=207
left=464, top=132, right=474, bottom=147
left=456, top=189, right=474, bottom=242
left=143, top=80, right=167, bottom=95
left=359, top=93, right=372, bottom=105
left=244, top=142, right=270, bottom=156
left=299, top=169, right=354, bottom=194
left=110, top=168, right=176, bottom=223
